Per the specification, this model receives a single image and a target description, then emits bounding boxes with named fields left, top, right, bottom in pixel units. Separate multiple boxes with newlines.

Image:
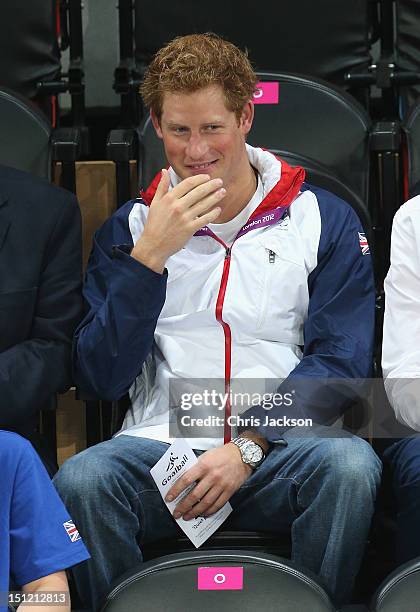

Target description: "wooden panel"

left=52, top=160, right=138, bottom=461
left=56, top=388, right=86, bottom=466
left=54, top=159, right=138, bottom=267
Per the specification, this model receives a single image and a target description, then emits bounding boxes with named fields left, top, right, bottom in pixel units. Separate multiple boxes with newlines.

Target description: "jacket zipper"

left=215, top=246, right=233, bottom=444
left=214, top=245, right=276, bottom=442
left=212, top=240, right=276, bottom=441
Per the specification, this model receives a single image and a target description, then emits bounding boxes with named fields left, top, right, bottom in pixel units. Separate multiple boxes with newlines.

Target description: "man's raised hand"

left=131, top=169, right=226, bottom=273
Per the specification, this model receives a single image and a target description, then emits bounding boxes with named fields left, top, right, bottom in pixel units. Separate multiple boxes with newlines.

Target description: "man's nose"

left=186, top=134, right=209, bottom=160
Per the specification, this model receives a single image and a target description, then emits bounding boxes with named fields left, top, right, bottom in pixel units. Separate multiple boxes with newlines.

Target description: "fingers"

left=154, top=173, right=224, bottom=219
left=153, top=168, right=171, bottom=200
left=172, top=478, right=213, bottom=519
left=172, top=476, right=223, bottom=520
left=189, top=187, right=226, bottom=219
left=201, top=491, right=231, bottom=518
left=182, top=487, right=224, bottom=520
left=166, top=465, right=202, bottom=501
left=171, top=174, right=213, bottom=199
left=179, top=177, right=224, bottom=209
left=192, top=206, right=222, bottom=228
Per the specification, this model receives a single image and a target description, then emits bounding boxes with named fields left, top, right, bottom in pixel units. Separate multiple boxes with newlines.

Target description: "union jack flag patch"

left=63, top=520, right=81, bottom=542
left=358, top=232, right=370, bottom=255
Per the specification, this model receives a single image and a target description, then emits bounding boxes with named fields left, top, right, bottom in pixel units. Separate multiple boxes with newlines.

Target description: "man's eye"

left=206, top=125, right=220, bottom=131
left=172, top=127, right=187, bottom=134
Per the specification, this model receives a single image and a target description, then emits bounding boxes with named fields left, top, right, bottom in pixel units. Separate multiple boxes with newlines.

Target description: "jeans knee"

left=54, top=447, right=112, bottom=503
left=320, top=438, right=382, bottom=493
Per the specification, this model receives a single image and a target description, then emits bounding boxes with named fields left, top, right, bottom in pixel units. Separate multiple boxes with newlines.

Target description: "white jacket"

left=383, top=195, right=420, bottom=430
left=74, top=145, right=375, bottom=449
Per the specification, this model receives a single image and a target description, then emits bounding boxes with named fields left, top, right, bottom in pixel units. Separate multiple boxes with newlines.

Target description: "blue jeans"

left=54, top=428, right=381, bottom=610
left=384, top=436, right=420, bottom=564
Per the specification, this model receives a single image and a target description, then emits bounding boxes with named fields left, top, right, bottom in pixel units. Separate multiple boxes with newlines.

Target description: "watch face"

left=242, top=443, right=264, bottom=464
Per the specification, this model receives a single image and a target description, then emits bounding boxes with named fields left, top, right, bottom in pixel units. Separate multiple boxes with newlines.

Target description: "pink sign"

left=197, top=566, right=244, bottom=590
left=253, top=81, right=279, bottom=104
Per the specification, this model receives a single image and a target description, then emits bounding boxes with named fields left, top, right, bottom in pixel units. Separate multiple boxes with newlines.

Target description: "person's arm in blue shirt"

left=6, top=433, right=89, bottom=607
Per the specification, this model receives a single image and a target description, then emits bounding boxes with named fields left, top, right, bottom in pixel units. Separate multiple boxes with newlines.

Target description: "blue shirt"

left=0, top=431, right=90, bottom=611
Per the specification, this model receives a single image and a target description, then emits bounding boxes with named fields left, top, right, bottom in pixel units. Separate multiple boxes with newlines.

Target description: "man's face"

left=151, top=85, right=253, bottom=191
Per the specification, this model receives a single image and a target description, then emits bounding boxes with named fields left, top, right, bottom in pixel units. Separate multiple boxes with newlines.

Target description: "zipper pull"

left=268, top=249, right=276, bottom=264
left=225, top=247, right=231, bottom=259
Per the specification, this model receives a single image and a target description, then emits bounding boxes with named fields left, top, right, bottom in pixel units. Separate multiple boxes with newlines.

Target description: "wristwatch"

left=230, top=436, right=266, bottom=469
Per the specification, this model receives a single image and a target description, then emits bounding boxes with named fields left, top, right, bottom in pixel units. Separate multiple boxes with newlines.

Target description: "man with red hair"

left=56, top=33, right=381, bottom=609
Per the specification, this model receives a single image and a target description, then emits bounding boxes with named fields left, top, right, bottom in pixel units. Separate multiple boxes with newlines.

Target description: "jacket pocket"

left=255, top=236, right=307, bottom=340
left=0, top=287, right=38, bottom=350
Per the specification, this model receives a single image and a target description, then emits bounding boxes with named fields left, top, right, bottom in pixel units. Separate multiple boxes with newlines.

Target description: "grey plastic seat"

left=370, top=556, right=420, bottom=612
left=0, top=88, right=51, bottom=179
left=0, top=87, right=81, bottom=191
left=396, top=0, right=420, bottom=114
left=113, top=0, right=376, bottom=126
left=100, top=550, right=336, bottom=612
left=136, top=116, right=370, bottom=237
left=135, top=73, right=372, bottom=234
left=0, top=0, right=85, bottom=129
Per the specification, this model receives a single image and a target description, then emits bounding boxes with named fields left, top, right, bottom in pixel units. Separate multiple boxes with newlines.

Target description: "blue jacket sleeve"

left=74, top=202, right=167, bottom=400
left=240, top=189, right=375, bottom=442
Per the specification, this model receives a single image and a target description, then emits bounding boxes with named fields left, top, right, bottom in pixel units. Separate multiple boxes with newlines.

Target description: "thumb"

left=154, top=168, right=170, bottom=200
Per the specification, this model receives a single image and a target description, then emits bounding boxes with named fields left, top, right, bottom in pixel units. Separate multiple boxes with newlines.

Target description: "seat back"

left=0, top=0, right=60, bottom=101
left=133, top=0, right=372, bottom=88
left=396, top=0, right=420, bottom=113
left=249, top=73, right=371, bottom=208
left=0, top=0, right=86, bottom=131
left=0, top=89, right=51, bottom=179
left=101, top=550, right=335, bottom=612
left=137, top=73, right=371, bottom=231
left=276, top=151, right=371, bottom=235
left=137, top=121, right=369, bottom=230
left=116, top=1, right=375, bottom=128
left=371, top=557, right=420, bottom=611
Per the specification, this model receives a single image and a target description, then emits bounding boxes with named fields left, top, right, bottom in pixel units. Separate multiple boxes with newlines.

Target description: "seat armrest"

left=106, top=128, right=138, bottom=162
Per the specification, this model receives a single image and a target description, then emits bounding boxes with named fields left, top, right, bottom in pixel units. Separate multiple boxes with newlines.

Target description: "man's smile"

left=186, top=160, right=218, bottom=173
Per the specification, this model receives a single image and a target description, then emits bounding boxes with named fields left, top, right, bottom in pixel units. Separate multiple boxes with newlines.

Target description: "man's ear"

left=150, top=109, right=163, bottom=139
left=240, top=101, right=254, bottom=136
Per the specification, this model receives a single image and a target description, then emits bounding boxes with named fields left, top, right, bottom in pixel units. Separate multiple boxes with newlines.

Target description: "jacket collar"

left=0, top=196, right=11, bottom=251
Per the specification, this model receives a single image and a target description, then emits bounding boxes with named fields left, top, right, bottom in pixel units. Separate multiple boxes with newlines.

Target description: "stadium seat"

left=345, top=0, right=420, bottom=118
left=107, top=69, right=413, bottom=291
left=133, top=1, right=373, bottom=83
left=113, top=0, right=378, bottom=126
left=100, top=550, right=335, bottom=612
left=396, top=0, right=420, bottom=116
left=0, top=0, right=86, bottom=138
left=370, top=556, right=420, bottom=611
left=0, top=87, right=81, bottom=192
left=109, top=73, right=373, bottom=235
